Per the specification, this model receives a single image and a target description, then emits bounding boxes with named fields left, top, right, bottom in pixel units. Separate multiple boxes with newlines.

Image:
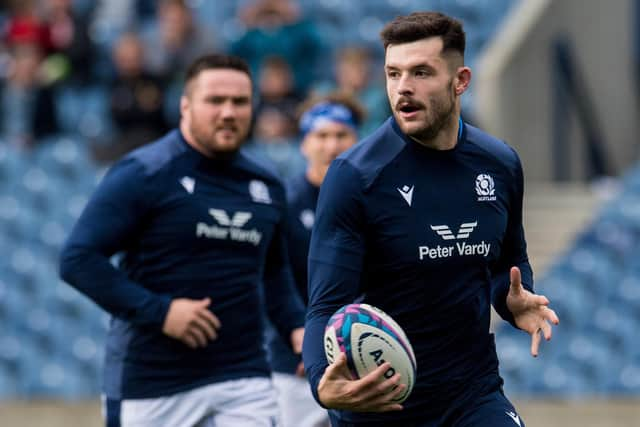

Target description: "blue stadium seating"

left=0, top=135, right=105, bottom=398
left=496, top=166, right=640, bottom=396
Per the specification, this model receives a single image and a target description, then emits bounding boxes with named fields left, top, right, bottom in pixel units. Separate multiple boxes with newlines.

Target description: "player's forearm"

left=59, top=246, right=171, bottom=327
left=302, top=312, right=331, bottom=408
left=304, top=259, right=362, bottom=394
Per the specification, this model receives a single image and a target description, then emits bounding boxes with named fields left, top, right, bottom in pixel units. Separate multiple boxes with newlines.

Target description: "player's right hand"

left=162, top=298, right=221, bottom=349
left=317, top=353, right=405, bottom=412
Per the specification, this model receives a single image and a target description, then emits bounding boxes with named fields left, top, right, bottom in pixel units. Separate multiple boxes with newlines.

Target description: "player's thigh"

left=453, top=390, right=525, bottom=427
left=209, top=377, right=281, bottom=427
left=104, top=390, right=210, bottom=427
left=272, top=373, right=328, bottom=427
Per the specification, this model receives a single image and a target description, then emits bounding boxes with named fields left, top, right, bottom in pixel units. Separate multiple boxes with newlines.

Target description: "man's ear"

left=180, top=94, right=189, bottom=118
left=454, top=66, right=472, bottom=96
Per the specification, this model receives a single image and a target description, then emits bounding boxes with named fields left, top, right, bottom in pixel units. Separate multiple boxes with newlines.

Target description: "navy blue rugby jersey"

left=268, top=173, right=319, bottom=373
left=302, top=117, right=533, bottom=423
left=60, top=129, right=305, bottom=399
left=285, top=173, right=320, bottom=305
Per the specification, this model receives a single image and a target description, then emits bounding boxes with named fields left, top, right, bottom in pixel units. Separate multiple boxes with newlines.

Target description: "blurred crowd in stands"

left=0, top=0, right=395, bottom=179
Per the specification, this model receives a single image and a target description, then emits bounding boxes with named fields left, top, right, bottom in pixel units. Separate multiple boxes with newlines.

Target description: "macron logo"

left=506, top=411, right=521, bottom=427
left=180, top=176, right=195, bottom=194
left=430, top=221, right=478, bottom=240
left=209, top=209, right=252, bottom=227
left=397, top=185, right=414, bottom=206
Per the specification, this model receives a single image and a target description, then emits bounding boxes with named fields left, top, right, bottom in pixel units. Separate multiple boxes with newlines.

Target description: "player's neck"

left=410, top=113, right=460, bottom=151
left=305, top=167, right=324, bottom=188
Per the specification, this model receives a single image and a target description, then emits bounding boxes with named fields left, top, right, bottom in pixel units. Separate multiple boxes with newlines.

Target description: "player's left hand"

left=506, top=266, right=560, bottom=357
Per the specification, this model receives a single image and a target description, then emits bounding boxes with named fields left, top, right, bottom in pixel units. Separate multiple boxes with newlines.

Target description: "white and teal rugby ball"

left=324, top=303, right=417, bottom=403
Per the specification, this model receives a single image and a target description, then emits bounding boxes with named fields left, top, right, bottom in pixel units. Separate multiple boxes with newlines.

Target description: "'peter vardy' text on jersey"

left=60, top=130, right=305, bottom=399
left=302, top=118, right=533, bottom=423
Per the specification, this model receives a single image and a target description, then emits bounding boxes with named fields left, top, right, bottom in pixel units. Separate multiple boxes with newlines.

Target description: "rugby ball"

left=324, top=303, right=416, bottom=402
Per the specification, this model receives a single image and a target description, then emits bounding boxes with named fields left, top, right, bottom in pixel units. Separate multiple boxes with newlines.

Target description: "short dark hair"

left=380, top=12, right=465, bottom=57
left=185, top=54, right=252, bottom=85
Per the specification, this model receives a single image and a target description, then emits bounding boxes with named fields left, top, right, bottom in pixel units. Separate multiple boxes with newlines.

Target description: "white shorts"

left=272, top=373, right=329, bottom=427
left=103, top=377, right=281, bottom=427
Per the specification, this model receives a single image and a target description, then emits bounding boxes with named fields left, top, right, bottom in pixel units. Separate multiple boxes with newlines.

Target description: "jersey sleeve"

left=285, top=202, right=311, bottom=304
left=490, top=148, right=534, bottom=328
left=262, top=207, right=306, bottom=347
left=302, top=159, right=366, bottom=406
left=59, top=158, right=172, bottom=328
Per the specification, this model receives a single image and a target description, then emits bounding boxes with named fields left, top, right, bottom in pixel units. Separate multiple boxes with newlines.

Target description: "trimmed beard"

left=189, top=123, right=247, bottom=159
left=404, top=79, right=456, bottom=142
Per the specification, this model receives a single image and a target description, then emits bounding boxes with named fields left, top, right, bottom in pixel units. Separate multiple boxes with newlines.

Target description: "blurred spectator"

left=0, top=42, right=59, bottom=148
left=40, top=0, right=96, bottom=85
left=0, top=6, right=12, bottom=79
left=4, top=0, right=50, bottom=50
left=90, top=0, right=138, bottom=42
left=135, top=0, right=157, bottom=21
left=93, top=32, right=168, bottom=163
left=313, top=46, right=388, bottom=136
left=140, top=0, right=218, bottom=127
left=244, top=55, right=305, bottom=179
left=245, top=106, right=306, bottom=180
left=254, top=107, right=295, bottom=143
left=141, top=0, right=219, bottom=83
left=231, top=0, right=325, bottom=94
left=255, top=55, right=301, bottom=135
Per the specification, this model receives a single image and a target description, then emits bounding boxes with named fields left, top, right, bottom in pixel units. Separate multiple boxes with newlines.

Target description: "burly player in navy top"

left=268, top=93, right=364, bottom=427
left=60, top=54, right=305, bottom=427
left=302, top=12, right=559, bottom=427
